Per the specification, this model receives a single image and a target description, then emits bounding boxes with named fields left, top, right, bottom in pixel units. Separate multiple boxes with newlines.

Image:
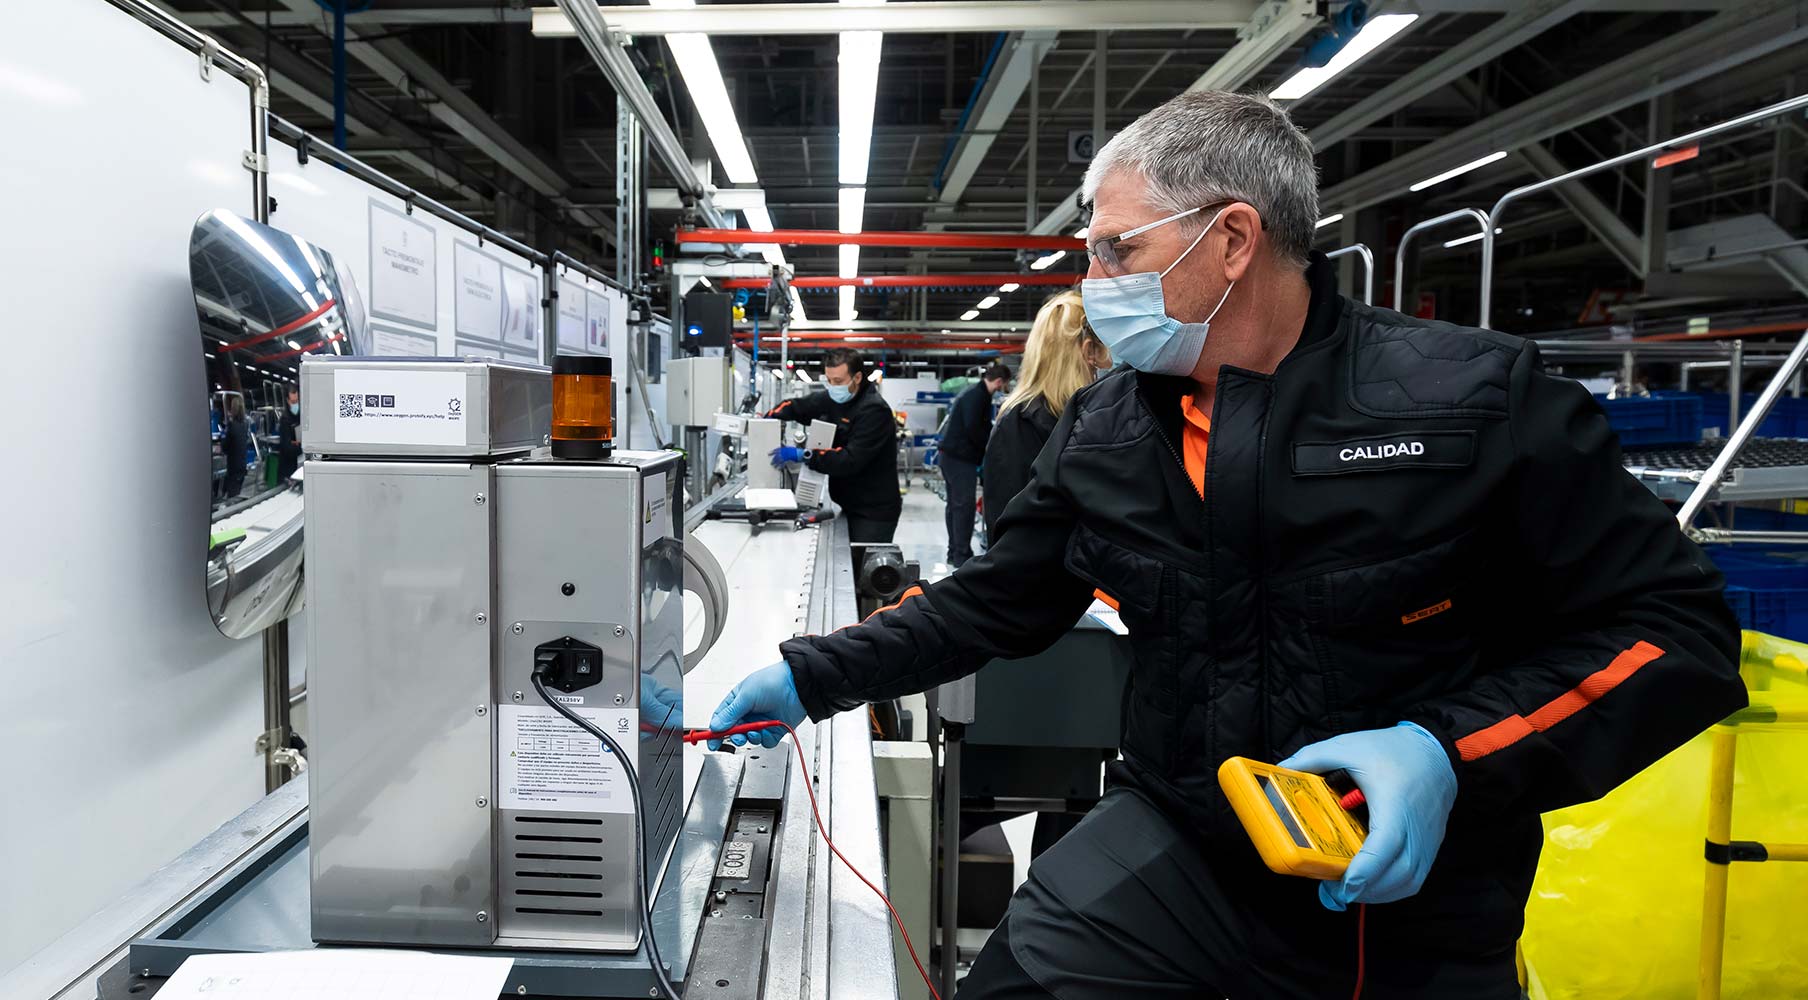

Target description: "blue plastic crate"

left=1717, top=507, right=1808, bottom=532
left=1707, top=546, right=1808, bottom=642
left=1693, top=393, right=1808, bottom=439
left=1595, top=392, right=1703, bottom=446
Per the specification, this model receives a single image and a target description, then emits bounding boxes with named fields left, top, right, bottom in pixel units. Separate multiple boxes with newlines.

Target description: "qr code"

left=338, top=393, right=363, bottom=418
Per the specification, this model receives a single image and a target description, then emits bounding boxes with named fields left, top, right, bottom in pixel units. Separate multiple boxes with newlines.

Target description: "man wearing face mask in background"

left=713, top=91, right=1742, bottom=998
left=278, top=386, right=302, bottom=481
left=765, top=347, right=902, bottom=549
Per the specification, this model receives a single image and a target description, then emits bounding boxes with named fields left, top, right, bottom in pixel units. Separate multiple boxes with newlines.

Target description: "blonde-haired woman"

left=982, top=289, right=1111, bottom=539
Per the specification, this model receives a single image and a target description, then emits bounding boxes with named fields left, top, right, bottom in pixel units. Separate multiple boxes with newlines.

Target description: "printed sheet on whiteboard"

left=156, top=949, right=513, bottom=1000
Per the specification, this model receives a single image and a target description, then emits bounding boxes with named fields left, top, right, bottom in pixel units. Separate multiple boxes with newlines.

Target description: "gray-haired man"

left=711, top=90, right=1742, bottom=997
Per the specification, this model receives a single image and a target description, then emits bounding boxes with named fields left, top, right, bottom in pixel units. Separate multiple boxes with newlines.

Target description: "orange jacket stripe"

left=1093, top=590, right=1120, bottom=611
left=1453, top=641, right=1666, bottom=762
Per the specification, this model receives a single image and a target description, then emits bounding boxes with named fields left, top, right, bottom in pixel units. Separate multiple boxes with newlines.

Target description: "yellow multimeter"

left=1217, top=757, right=1367, bottom=879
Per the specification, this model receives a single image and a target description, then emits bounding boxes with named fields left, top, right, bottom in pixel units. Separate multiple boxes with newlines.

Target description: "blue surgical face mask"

left=826, top=381, right=854, bottom=404
left=289, top=403, right=299, bottom=415
left=1080, top=208, right=1235, bottom=376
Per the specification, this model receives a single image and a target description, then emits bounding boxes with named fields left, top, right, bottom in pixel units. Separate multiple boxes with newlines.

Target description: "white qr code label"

left=332, top=368, right=468, bottom=446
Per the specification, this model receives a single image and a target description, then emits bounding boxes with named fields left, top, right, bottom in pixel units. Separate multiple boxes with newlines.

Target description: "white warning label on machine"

left=332, top=367, right=467, bottom=446
left=499, top=705, right=638, bottom=814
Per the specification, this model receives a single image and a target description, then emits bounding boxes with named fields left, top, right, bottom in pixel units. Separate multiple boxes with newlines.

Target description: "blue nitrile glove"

left=1278, top=722, right=1457, bottom=911
left=770, top=446, right=806, bottom=467
left=708, top=661, right=808, bottom=750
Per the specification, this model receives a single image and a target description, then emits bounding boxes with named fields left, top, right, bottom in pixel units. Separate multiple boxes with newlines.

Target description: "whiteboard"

left=267, top=146, right=544, bottom=358
left=0, top=0, right=266, bottom=971
left=555, top=264, right=626, bottom=362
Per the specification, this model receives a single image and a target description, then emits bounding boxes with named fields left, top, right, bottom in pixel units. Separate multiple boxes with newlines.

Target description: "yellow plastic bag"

left=1521, top=633, right=1808, bottom=999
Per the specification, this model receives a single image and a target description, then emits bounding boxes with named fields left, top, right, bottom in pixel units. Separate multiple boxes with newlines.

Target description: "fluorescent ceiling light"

left=789, top=286, right=809, bottom=323
left=998, top=282, right=1020, bottom=293
left=1315, top=213, right=1344, bottom=229
left=940, top=329, right=951, bottom=334
left=653, top=0, right=758, bottom=184
left=839, top=244, right=860, bottom=279
left=839, top=26, right=884, bottom=184
left=1270, top=14, right=1418, bottom=102
left=797, top=369, right=813, bottom=382
left=744, top=204, right=775, bottom=232
left=838, top=187, right=866, bottom=234
left=960, top=309, right=980, bottom=321
left=1410, top=150, right=1508, bottom=192
left=848, top=335, right=882, bottom=342
left=1443, top=228, right=1503, bottom=249
left=286, top=339, right=301, bottom=350
left=839, top=285, right=857, bottom=322
left=976, top=295, right=1000, bottom=310
left=1030, top=250, right=1066, bottom=271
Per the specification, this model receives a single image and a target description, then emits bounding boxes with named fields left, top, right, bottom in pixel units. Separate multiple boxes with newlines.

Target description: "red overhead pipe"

left=261, top=332, right=346, bottom=362
left=719, top=273, right=1078, bottom=290
left=677, top=227, right=1084, bottom=251
left=736, top=338, right=1022, bottom=352
left=219, top=298, right=338, bottom=354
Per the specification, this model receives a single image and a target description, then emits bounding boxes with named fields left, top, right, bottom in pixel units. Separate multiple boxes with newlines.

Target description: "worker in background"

left=938, top=362, right=1011, bottom=567
left=766, top=347, right=902, bottom=548
left=712, top=90, right=1745, bottom=999
left=982, top=291, right=1109, bottom=540
left=278, top=386, right=302, bottom=481
left=221, top=395, right=249, bottom=501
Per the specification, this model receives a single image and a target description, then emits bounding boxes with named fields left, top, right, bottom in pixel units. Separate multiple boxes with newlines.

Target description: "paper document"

left=156, top=949, right=515, bottom=1000
left=1084, top=599, right=1129, bottom=636
left=744, top=488, right=799, bottom=510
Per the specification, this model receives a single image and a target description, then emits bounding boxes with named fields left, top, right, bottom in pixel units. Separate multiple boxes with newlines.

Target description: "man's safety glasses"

left=1085, top=200, right=1236, bottom=277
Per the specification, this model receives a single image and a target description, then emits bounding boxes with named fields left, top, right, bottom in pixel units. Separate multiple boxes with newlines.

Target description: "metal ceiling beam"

left=1029, top=0, right=1318, bottom=235
left=1318, top=2, right=1808, bottom=216
left=938, top=31, right=1058, bottom=206
left=532, top=2, right=1264, bottom=37
left=267, top=0, right=569, bottom=199
left=176, top=9, right=533, bottom=27
left=1186, top=0, right=1319, bottom=94
left=1307, top=0, right=1594, bottom=153
left=553, top=0, right=726, bottom=226
left=1513, top=145, right=1644, bottom=275
left=262, top=0, right=617, bottom=236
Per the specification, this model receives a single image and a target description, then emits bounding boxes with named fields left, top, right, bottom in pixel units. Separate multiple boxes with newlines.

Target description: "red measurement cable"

left=685, top=721, right=944, bottom=1000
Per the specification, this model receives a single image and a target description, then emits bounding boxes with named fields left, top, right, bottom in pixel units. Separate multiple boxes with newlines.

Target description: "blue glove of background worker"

left=770, top=446, right=806, bottom=467
left=1278, top=721, right=1457, bottom=912
left=708, top=660, right=808, bottom=749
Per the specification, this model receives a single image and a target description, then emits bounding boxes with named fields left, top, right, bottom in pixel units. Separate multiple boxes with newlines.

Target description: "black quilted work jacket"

left=779, top=253, right=1744, bottom=962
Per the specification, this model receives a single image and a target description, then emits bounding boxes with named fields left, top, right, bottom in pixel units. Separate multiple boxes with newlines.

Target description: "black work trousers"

left=941, top=453, right=980, bottom=566
left=957, top=787, right=1521, bottom=1000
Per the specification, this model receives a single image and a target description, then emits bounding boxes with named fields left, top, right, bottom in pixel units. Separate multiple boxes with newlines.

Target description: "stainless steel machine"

left=299, top=357, right=685, bottom=952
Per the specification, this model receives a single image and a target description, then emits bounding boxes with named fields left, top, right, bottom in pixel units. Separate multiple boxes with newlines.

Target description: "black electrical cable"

left=530, top=672, right=682, bottom=1000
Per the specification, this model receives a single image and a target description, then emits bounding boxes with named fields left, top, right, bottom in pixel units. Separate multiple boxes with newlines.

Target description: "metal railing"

left=1480, top=93, right=1808, bottom=328
left=1326, top=243, right=1375, bottom=305
left=1395, top=209, right=1493, bottom=319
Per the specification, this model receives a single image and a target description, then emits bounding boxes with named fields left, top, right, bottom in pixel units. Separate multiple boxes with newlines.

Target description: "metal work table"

left=11, top=515, right=897, bottom=1000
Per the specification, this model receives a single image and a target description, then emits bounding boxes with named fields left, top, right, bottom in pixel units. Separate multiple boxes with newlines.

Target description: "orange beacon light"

left=551, top=354, right=614, bottom=459
left=1217, top=757, right=1367, bottom=879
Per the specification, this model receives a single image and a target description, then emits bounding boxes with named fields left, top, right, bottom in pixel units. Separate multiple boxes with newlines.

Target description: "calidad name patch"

left=1292, top=430, right=1475, bottom=475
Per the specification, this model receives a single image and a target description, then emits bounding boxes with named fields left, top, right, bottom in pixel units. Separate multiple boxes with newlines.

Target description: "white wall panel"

left=266, top=142, right=543, bottom=363
left=0, top=1, right=267, bottom=972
